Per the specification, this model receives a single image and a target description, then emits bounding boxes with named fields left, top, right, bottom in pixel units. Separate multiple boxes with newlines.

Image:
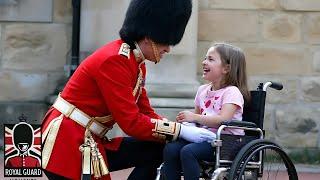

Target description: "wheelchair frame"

left=156, top=81, right=298, bottom=180
left=210, top=125, right=264, bottom=179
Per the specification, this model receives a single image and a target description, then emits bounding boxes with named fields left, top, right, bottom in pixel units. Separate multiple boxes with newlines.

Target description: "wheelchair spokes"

left=229, top=139, right=298, bottom=180
left=261, top=147, right=294, bottom=180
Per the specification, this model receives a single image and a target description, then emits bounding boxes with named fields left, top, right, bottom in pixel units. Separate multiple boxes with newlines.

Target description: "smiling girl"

left=162, top=43, right=250, bottom=180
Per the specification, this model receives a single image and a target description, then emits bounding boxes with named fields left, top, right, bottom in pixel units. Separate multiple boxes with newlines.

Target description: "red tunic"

left=6, top=155, right=40, bottom=168
left=41, top=39, right=163, bottom=180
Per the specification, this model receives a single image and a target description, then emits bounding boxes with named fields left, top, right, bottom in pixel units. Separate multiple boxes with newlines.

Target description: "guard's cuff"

left=151, top=119, right=181, bottom=141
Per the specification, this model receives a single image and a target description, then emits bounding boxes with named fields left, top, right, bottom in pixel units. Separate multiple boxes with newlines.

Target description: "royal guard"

left=6, top=122, right=41, bottom=168
left=41, top=0, right=215, bottom=179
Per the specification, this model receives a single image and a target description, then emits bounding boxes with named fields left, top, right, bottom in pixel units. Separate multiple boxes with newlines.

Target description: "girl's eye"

left=204, top=57, right=215, bottom=61
left=204, top=57, right=214, bottom=61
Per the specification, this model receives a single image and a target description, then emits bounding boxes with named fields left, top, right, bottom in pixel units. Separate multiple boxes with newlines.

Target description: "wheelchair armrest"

left=221, top=120, right=257, bottom=128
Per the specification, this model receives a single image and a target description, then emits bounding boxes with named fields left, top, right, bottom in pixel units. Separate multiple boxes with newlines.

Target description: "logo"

left=4, top=114, right=42, bottom=177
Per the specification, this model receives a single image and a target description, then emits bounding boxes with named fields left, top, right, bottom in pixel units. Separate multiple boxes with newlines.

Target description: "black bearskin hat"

left=119, top=0, right=192, bottom=48
left=13, top=123, right=33, bottom=152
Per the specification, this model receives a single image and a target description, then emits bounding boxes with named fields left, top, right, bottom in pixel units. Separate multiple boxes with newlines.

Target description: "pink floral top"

left=195, top=84, right=244, bottom=135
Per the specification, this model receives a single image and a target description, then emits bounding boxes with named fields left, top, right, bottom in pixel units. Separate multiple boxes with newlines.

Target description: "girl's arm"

left=176, top=104, right=238, bottom=127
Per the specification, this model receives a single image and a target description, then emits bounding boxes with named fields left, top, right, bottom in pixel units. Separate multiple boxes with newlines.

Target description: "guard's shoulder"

left=118, top=43, right=130, bottom=59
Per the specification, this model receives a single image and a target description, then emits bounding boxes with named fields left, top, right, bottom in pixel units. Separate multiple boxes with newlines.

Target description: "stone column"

left=80, top=0, right=130, bottom=53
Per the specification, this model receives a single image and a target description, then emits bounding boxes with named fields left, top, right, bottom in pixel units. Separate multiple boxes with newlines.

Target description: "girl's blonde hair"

left=213, top=43, right=250, bottom=102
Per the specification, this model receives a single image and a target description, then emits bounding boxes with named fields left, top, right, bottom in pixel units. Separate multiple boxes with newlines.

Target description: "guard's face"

left=140, top=38, right=170, bottom=63
left=155, top=43, right=171, bottom=60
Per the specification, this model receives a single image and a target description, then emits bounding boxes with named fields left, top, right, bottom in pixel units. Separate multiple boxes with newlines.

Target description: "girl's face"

left=202, top=47, right=229, bottom=86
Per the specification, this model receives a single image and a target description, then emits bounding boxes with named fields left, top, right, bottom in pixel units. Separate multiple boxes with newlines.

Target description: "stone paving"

left=0, top=155, right=319, bottom=180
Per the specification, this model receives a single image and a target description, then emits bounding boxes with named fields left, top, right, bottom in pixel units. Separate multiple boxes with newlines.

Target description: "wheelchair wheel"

left=229, top=139, right=298, bottom=180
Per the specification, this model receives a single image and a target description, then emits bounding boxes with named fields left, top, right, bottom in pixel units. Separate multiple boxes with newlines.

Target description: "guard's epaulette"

left=118, top=43, right=130, bottom=59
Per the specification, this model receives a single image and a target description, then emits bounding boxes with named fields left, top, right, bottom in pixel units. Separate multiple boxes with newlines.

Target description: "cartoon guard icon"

left=5, top=122, right=40, bottom=168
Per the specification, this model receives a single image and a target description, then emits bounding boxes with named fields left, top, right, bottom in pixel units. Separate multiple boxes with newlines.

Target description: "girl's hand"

left=176, top=111, right=196, bottom=123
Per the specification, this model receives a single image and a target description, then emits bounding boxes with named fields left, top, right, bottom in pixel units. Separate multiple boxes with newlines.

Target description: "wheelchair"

left=156, top=82, right=298, bottom=180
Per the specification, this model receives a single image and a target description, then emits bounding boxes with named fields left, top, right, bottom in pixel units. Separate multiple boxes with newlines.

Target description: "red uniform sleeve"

left=136, top=64, right=161, bottom=119
left=95, top=55, right=158, bottom=141
left=137, top=87, right=162, bottom=119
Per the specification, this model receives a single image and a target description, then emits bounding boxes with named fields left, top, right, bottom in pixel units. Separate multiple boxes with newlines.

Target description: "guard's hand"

left=179, top=124, right=216, bottom=143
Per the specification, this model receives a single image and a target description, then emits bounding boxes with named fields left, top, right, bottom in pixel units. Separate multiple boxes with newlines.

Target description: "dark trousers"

left=44, top=137, right=164, bottom=180
left=106, top=137, right=164, bottom=180
left=162, top=139, right=215, bottom=180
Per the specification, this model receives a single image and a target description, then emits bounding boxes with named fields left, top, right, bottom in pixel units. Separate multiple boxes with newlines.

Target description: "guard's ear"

left=141, top=37, right=151, bottom=46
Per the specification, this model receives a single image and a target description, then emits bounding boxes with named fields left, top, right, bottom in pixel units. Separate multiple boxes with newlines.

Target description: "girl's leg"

left=162, top=139, right=189, bottom=180
left=106, top=137, right=164, bottom=180
left=180, top=141, right=215, bottom=180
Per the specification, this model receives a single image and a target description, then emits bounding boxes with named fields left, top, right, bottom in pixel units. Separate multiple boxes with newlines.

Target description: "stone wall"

left=0, top=0, right=319, bottom=152
left=198, top=0, right=320, bottom=150
left=0, top=0, right=72, bottom=147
